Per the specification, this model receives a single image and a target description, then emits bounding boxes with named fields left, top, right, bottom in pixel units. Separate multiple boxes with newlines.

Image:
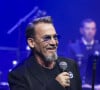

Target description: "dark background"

left=0, top=0, right=100, bottom=87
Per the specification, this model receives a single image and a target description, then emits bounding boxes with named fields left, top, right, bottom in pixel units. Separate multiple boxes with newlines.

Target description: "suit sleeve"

left=8, top=70, right=66, bottom=90
left=45, top=78, right=66, bottom=90
left=8, top=70, right=29, bottom=90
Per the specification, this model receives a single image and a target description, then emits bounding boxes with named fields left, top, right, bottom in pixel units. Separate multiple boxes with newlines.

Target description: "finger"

left=64, top=78, right=70, bottom=83
left=61, top=72, right=69, bottom=76
left=64, top=76, right=70, bottom=80
left=65, top=83, right=70, bottom=87
left=66, top=79, right=70, bottom=84
left=63, top=82, right=70, bottom=87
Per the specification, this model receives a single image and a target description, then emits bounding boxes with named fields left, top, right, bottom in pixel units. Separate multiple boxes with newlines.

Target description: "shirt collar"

left=82, top=37, right=94, bottom=45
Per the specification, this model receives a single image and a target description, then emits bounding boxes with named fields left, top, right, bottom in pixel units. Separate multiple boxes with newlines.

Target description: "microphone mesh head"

left=59, top=61, right=68, bottom=71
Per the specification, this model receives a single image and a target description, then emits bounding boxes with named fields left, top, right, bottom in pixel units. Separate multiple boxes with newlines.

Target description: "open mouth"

left=46, top=47, right=57, bottom=52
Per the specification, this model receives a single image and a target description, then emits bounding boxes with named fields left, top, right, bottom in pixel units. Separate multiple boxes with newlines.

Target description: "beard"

left=33, top=48, right=58, bottom=62
left=43, top=52, right=58, bottom=62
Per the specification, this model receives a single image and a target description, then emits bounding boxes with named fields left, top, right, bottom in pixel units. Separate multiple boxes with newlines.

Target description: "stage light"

left=12, top=60, right=18, bottom=65
left=26, top=45, right=30, bottom=51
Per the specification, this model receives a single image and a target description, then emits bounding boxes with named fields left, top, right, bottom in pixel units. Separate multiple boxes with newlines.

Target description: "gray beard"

left=44, top=52, right=58, bottom=62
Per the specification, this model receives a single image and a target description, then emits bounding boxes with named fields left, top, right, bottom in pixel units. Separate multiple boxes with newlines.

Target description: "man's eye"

left=43, top=36, right=51, bottom=41
left=42, top=35, right=60, bottom=42
left=54, top=35, right=58, bottom=40
left=54, top=35, right=60, bottom=40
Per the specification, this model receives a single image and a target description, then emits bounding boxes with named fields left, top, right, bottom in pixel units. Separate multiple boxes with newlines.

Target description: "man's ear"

left=27, top=38, right=35, bottom=48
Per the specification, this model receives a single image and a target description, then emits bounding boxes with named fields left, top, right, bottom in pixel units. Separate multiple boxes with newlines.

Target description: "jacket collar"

left=27, top=56, right=47, bottom=85
left=81, top=37, right=94, bottom=46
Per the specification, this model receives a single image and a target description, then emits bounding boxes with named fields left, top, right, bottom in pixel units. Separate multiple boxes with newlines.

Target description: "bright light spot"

left=0, top=82, right=9, bottom=86
left=12, top=60, right=18, bottom=65
left=94, top=51, right=100, bottom=56
left=26, top=45, right=30, bottom=51
left=9, top=69, right=12, bottom=72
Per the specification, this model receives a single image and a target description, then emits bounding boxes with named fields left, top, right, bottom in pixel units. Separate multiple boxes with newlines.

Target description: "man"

left=66, top=19, right=100, bottom=89
left=8, top=16, right=82, bottom=90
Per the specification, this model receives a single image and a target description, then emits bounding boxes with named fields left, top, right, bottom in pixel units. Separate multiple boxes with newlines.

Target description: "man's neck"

left=34, top=54, right=55, bottom=69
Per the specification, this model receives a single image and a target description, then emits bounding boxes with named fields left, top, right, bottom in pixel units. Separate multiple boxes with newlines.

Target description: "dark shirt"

left=41, top=64, right=60, bottom=82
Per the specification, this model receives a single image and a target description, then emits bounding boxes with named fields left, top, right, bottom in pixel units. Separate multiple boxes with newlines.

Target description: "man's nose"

left=49, top=38, right=58, bottom=45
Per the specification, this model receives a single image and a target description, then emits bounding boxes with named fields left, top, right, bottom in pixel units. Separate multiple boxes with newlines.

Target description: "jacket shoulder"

left=9, top=56, right=33, bottom=75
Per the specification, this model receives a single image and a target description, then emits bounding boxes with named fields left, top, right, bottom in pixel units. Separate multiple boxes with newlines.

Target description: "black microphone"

left=92, top=51, right=100, bottom=90
left=94, top=51, right=100, bottom=59
left=59, top=61, right=74, bottom=79
left=92, top=51, right=100, bottom=70
left=59, top=61, right=70, bottom=90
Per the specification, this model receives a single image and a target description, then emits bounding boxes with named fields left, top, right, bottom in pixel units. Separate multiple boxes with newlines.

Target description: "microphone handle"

left=62, top=70, right=70, bottom=90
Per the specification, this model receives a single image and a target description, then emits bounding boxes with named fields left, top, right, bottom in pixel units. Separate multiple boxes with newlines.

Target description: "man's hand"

left=55, top=72, right=70, bottom=88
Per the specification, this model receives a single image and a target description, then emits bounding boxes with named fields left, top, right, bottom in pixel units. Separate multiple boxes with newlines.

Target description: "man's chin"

left=44, top=53, right=58, bottom=62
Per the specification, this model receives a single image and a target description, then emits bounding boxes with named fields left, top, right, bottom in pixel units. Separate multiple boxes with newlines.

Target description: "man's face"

left=33, top=23, right=59, bottom=61
left=80, top=22, right=96, bottom=41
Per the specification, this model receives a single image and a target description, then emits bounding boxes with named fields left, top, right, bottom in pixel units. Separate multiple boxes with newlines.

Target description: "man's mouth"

left=46, top=47, right=57, bottom=51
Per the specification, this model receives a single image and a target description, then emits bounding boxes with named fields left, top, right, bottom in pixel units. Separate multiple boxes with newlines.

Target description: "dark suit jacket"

left=8, top=56, right=82, bottom=90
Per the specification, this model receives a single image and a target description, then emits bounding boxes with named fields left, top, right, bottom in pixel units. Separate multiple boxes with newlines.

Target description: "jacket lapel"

left=26, top=56, right=47, bottom=85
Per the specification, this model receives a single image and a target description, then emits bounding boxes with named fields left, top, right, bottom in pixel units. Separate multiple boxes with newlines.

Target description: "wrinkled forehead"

left=34, top=23, right=57, bottom=37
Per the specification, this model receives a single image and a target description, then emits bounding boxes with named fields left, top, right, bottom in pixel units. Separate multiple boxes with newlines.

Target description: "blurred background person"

left=66, top=18, right=100, bottom=90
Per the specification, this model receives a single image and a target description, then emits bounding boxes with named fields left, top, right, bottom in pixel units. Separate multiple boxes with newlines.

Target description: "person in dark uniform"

left=8, top=16, right=82, bottom=90
left=66, top=18, right=100, bottom=90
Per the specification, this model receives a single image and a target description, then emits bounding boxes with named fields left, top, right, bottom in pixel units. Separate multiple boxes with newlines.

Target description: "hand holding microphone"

left=55, top=61, right=70, bottom=88
left=56, top=72, right=70, bottom=88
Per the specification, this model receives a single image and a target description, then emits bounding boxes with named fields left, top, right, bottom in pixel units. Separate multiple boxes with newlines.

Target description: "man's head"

left=80, top=18, right=96, bottom=42
left=26, top=16, right=59, bottom=62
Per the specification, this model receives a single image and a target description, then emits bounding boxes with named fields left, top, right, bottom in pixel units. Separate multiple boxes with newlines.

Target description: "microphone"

left=59, top=61, right=68, bottom=72
left=59, top=61, right=74, bottom=79
left=92, top=50, right=100, bottom=70
left=92, top=50, right=100, bottom=90
left=59, top=61, right=71, bottom=90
